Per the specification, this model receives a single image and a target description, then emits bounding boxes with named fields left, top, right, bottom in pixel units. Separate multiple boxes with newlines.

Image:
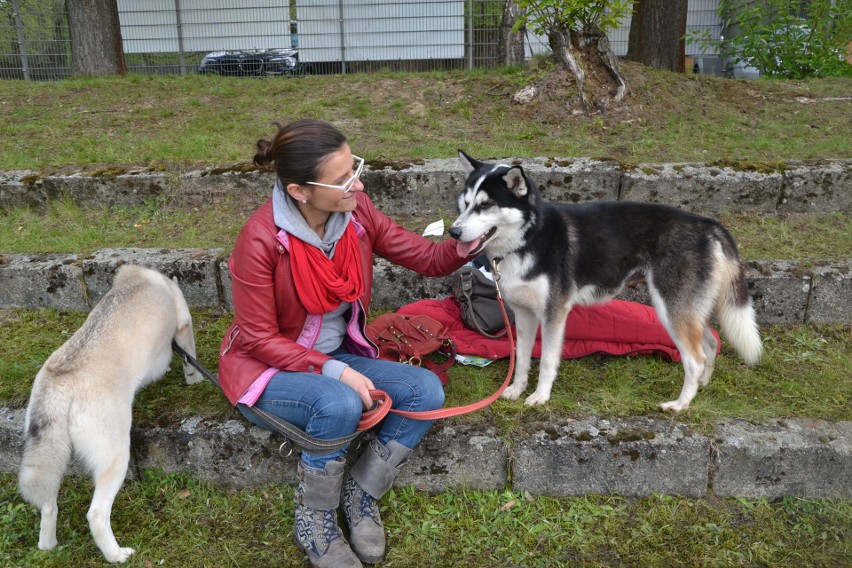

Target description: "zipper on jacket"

left=221, top=326, right=240, bottom=356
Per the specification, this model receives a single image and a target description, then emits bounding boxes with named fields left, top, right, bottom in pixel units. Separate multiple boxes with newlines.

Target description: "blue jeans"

left=239, top=350, right=445, bottom=469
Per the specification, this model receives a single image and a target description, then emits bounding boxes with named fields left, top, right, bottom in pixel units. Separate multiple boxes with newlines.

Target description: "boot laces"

left=321, top=509, right=343, bottom=543
left=359, top=490, right=380, bottom=521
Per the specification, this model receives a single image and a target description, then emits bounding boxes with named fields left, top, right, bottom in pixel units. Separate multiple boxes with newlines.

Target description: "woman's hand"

left=339, top=367, right=376, bottom=409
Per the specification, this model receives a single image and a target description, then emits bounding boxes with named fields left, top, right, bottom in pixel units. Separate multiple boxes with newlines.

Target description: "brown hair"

left=253, top=119, right=347, bottom=186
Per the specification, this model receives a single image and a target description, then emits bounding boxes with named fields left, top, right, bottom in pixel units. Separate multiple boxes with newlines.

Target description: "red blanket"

left=397, top=298, right=721, bottom=363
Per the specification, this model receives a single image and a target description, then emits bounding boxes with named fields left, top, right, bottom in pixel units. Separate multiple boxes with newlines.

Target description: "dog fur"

left=18, top=264, right=202, bottom=563
left=449, top=151, right=762, bottom=412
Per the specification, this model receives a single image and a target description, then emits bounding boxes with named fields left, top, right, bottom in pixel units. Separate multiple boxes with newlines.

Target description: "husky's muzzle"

left=448, top=225, right=496, bottom=257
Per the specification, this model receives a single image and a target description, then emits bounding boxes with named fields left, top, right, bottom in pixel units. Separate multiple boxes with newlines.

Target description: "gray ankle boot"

left=294, top=459, right=362, bottom=568
left=343, top=440, right=413, bottom=564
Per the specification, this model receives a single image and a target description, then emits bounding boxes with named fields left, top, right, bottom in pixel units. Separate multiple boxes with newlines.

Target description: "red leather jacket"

left=218, top=192, right=468, bottom=405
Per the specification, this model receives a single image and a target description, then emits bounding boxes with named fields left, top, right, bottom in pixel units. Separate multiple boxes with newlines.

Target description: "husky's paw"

left=524, top=390, right=551, bottom=406
left=501, top=384, right=525, bottom=400
left=659, top=400, right=688, bottom=413
left=103, top=546, right=135, bottom=564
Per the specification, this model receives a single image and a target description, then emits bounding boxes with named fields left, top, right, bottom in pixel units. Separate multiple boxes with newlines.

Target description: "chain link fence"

left=0, top=0, right=722, bottom=81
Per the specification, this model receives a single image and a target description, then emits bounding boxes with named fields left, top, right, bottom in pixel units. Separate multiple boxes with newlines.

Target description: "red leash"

left=357, top=259, right=514, bottom=430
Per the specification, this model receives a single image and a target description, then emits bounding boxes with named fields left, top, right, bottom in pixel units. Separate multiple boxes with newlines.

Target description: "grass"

left=1, top=199, right=850, bottom=260
left=1, top=308, right=849, bottom=435
left=717, top=211, right=852, bottom=261
left=0, top=198, right=246, bottom=255
left=1, top=469, right=848, bottom=567
left=0, top=64, right=849, bottom=171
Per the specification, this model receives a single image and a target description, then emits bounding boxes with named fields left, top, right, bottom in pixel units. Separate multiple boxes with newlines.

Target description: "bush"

left=691, top=0, right=852, bottom=79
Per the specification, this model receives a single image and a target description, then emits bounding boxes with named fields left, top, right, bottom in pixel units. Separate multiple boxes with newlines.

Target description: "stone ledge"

left=512, top=417, right=711, bottom=498
left=1, top=158, right=849, bottom=214
left=1, top=408, right=848, bottom=499
left=1, top=249, right=849, bottom=326
left=713, top=419, right=852, bottom=499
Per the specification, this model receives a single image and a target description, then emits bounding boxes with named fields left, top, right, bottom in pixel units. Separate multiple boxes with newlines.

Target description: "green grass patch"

left=1, top=470, right=848, bottom=567
left=0, top=65, right=849, bottom=170
left=2, top=308, right=849, bottom=435
left=0, top=198, right=245, bottom=255
left=1, top=200, right=848, bottom=260
left=718, top=211, right=852, bottom=261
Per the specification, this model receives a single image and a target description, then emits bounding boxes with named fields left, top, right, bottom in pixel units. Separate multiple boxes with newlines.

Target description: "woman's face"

left=303, top=144, right=364, bottom=214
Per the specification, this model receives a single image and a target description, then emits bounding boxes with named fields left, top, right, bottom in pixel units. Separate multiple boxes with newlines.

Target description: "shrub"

left=690, top=0, right=852, bottom=79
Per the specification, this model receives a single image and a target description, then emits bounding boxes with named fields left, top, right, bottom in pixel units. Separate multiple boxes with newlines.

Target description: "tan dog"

left=18, top=264, right=202, bottom=563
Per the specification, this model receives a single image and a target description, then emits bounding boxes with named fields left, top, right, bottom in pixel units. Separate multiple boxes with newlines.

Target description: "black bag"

left=452, top=266, right=514, bottom=338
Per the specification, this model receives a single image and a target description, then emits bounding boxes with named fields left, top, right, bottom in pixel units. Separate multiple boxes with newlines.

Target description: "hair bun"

left=253, top=139, right=273, bottom=167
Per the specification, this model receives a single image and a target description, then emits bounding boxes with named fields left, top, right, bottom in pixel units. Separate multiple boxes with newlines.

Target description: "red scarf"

left=288, top=224, right=364, bottom=314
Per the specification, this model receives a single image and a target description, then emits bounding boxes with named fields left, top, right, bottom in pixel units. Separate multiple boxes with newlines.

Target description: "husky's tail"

left=18, top=377, right=73, bottom=509
left=715, top=255, right=763, bottom=366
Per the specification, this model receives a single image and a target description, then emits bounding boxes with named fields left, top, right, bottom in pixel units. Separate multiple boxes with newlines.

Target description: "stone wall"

left=1, top=250, right=849, bottom=325
left=1, top=407, right=848, bottom=498
left=1, top=158, right=850, bottom=214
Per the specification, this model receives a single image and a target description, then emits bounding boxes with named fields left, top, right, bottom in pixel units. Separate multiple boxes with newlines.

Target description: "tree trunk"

left=547, top=25, right=627, bottom=112
left=626, top=0, right=688, bottom=72
left=500, top=1, right=526, bottom=66
left=66, top=0, right=126, bottom=77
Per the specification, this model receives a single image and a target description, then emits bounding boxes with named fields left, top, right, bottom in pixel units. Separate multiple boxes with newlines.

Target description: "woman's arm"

left=355, top=192, right=471, bottom=277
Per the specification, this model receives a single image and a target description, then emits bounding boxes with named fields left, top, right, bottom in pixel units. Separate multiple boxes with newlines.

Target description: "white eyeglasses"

left=305, top=155, right=364, bottom=193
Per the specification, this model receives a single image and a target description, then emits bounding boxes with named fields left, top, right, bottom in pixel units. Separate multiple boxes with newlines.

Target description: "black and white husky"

left=18, top=264, right=202, bottom=563
left=449, top=151, right=762, bottom=412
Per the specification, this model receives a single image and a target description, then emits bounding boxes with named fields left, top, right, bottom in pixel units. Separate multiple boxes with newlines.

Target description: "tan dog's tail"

left=18, top=379, right=73, bottom=509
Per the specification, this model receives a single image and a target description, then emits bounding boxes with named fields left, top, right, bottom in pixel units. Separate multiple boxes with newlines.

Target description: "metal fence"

left=0, top=0, right=723, bottom=81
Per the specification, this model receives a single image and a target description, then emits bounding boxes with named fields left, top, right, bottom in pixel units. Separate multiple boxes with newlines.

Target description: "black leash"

left=172, top=342, right=364, bottom=456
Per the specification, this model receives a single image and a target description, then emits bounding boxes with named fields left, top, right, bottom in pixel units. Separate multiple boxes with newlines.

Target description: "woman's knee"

left=427, top=376, right=446, bottom=409
left=313, top=387, right=363, bottom=426
left=410, top=368, right=446, bottom=410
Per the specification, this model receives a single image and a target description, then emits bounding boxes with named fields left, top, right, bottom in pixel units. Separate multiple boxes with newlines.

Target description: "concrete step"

left=1, top=406, right=848, bottom=499
left=1, top=248, right=849, bottom=325
left=2, top=158, right=850, bottom=215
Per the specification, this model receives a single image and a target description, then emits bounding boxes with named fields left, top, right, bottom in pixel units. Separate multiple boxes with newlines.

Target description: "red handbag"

left=365, top=313, right=455, bottom=385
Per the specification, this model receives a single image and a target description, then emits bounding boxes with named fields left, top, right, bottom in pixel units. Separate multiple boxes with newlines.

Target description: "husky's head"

left=449, top=150, right=538, bottom=258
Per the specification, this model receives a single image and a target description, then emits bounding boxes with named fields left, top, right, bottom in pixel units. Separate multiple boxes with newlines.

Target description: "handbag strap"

left=458, top=270, right=508, bottom=339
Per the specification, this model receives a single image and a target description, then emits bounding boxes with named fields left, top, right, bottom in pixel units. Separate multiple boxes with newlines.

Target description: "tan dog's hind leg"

left=37, top=500, right=59, bottom=551
left=86, top=446, right=134, bottom=563
left=74, top=404, right=135, bottom=564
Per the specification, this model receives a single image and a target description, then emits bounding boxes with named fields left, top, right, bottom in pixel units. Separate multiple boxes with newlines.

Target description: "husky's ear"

left=503, top=166, right=528, bottom=197
left=458, top=150, right=480, bottom=175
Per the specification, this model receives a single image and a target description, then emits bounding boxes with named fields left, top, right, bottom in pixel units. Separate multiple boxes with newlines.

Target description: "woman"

left=218, top=119, right=470, bottom=567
